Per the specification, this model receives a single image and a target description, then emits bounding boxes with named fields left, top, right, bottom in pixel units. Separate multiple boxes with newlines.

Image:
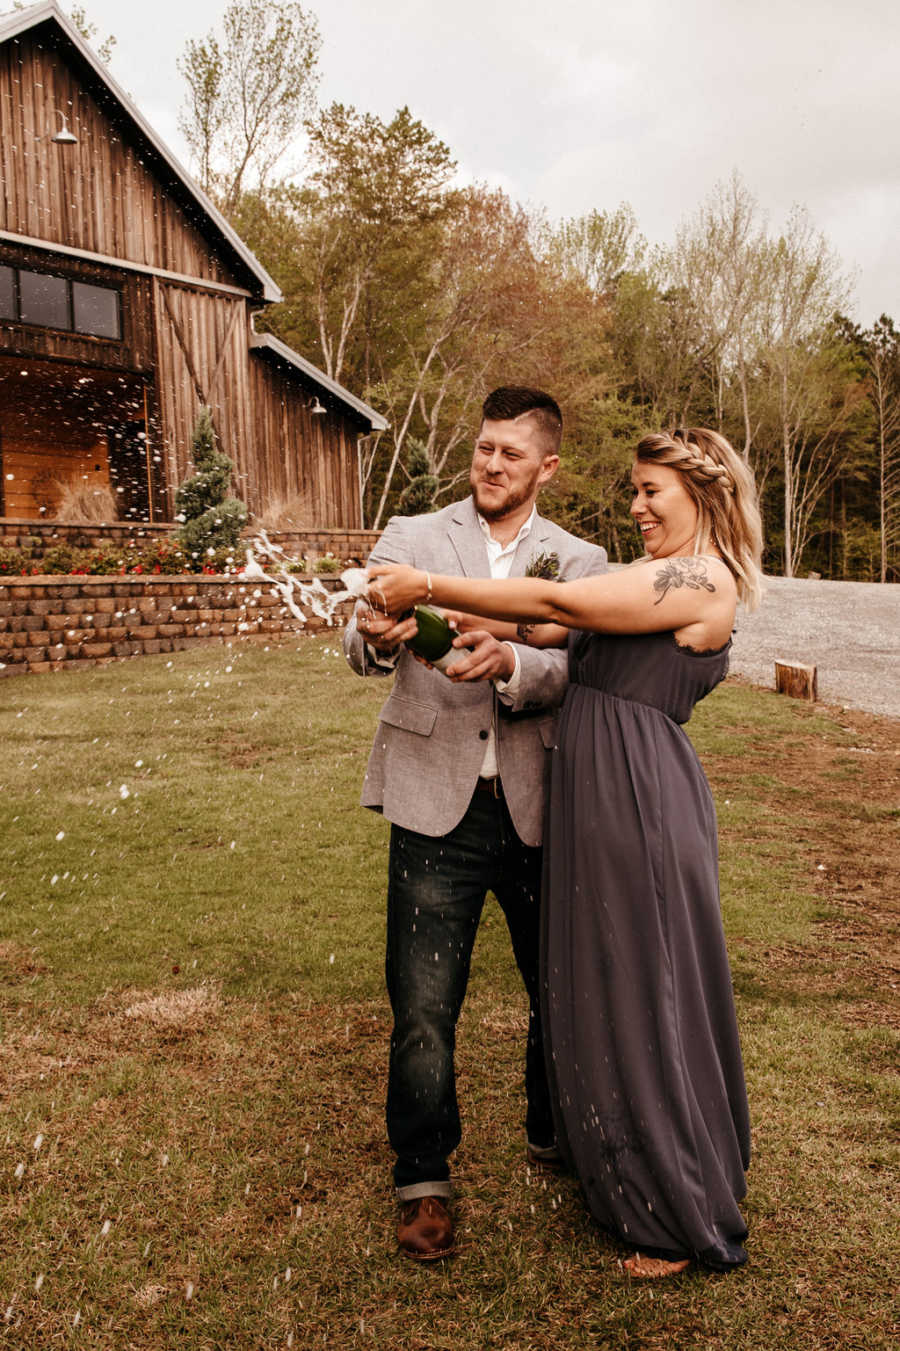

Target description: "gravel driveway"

left=729, top=576, right=900, bottom=719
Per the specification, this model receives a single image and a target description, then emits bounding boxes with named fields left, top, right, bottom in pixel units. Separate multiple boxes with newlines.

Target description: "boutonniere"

left=525, top=550, right=560, bottom=580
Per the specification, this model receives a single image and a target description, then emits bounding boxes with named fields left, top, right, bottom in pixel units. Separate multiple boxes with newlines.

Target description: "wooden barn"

left=0, top=1, right=386, bottom=529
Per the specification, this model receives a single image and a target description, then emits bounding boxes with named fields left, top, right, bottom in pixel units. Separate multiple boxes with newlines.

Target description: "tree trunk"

left=879, top=385, right=887, bottom=584
left=782, top=367, right=794, bottom=577
left=775, top=660, right=817, bottom=701
left=783, top=445, right=794, bottom=577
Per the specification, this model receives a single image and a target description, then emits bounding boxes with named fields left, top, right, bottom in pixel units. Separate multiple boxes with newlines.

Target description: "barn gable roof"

left=0, top=0, right=282, bottom=302
left=250, top=332, right=389, bottom=432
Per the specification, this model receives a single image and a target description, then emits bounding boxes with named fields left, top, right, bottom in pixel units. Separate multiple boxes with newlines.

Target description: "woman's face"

left=630, top=460, right=699, bottom=558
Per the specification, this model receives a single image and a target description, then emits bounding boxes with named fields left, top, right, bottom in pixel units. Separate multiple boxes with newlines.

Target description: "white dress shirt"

left=475, top=508, right=533, bottom=777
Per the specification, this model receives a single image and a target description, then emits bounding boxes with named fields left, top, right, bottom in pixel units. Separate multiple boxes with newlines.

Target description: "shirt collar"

left=476, top=506, right=536, bottom=553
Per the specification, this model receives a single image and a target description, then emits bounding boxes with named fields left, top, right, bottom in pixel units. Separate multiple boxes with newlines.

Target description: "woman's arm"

left=441, top=609, right=568, bottom=649
left=368, top=555, right=737, bottom=641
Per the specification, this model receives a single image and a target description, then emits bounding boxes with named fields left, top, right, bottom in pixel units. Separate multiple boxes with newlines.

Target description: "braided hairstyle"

left=635, top=428, right=763, bottom=610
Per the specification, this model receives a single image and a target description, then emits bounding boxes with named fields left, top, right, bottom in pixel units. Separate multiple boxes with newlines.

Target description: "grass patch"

left=1, top=646, right=897, bottom=1349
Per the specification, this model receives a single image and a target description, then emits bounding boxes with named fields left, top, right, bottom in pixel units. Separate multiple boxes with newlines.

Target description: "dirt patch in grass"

left=121, top=984, right=222, bottom=1031
left=706, top=694, right=900, bottom=1029
left=0, top=940, right=47, bottom=978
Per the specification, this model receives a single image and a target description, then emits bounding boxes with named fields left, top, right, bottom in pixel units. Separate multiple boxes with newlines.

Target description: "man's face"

left=469, top=416, right=559, bottom=521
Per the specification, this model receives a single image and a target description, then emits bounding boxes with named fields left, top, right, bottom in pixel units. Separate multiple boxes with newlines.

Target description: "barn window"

left=19, top=269, right=70, bottom=329
left=0, top=265, right=14, bottom=320
left=1, top=265, right=121, bottom=339
left=72, top=281, right=120, bottom=339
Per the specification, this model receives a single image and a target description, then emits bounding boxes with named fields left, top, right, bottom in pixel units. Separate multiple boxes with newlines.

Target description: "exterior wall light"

left=51, top=110, right=78, bottom=144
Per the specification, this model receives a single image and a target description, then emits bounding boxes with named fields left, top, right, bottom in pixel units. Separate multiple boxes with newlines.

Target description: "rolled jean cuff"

left=396, top=1179, right=452, bottom=1203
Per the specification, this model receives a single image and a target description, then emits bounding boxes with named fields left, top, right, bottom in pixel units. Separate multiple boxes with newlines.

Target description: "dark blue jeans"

left=385, top=787, right=554, bottom=1197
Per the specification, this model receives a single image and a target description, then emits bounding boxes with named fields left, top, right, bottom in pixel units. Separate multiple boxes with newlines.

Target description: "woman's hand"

left=367, top=564, right=429, bottom=615
left=440, top=609, right=479, bottom=633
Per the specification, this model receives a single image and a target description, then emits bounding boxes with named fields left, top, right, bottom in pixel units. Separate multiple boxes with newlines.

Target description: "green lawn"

left=1, top=641, right=897, bottom=1350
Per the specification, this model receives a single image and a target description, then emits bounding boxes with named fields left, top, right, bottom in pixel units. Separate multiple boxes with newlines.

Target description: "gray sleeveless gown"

left=542, top=629, right=750, bottom=1269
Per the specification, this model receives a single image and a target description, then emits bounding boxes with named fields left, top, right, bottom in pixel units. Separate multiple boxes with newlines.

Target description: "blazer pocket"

left=537, top=716, right=558, bottom=749
left=379, top=695, right=438, bottom=737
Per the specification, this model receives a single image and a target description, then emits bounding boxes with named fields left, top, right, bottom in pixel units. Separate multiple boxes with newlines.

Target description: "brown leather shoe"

left=526, top=1142, right=566, bottom=1173
left=397, top=1195, right=456, bottom=1262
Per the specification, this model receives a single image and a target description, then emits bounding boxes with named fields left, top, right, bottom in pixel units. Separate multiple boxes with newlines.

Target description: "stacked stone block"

left=0, top=575, right=355, bottom=676
left=0, top=519, right=380, bottom=563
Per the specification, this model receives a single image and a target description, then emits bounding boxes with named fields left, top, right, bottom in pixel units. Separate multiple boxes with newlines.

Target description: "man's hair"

left=481, top=387, right=563, bottom=455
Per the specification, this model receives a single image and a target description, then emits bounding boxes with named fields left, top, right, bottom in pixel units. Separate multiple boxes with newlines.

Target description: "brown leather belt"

left=475, top=777, right=503, bottom=797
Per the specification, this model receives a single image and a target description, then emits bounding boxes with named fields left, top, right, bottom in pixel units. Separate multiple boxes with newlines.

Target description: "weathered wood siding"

left=0, top=28, right=249, bottom=289
left=249, top=355, right=362, bottom=528
left=152, top=280, right=254, bottom=515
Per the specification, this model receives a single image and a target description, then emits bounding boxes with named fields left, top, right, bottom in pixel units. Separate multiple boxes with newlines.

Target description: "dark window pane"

left=0, top=265, right=14, bottom=320
left=72, top=281, right=120, bottom=339
left=18, top=270, right=70, bottom=329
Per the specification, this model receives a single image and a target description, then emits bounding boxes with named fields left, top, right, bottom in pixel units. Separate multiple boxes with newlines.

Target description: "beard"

left=470, top=471, right=542, bottom=522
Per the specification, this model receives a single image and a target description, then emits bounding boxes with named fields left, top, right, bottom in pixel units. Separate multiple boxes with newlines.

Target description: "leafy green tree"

left=364, top=185, right=555, bottom=527
left=397, top=439, right=438, bottom=516
left=669, top=174, right=769, bottom=454
left=547, top=203, right=645, bottom=296
left=68, top=5, right=116, bottom=62
left=861, top=316, right=900, bottom=581
left=11, top=4, right=117, bottom=63
left=607, top=264, right=711, bottom=427
left=301, top=102, right=457, bottom=386
left=175, top=407, right=247, bottom=555
left=752, top=212, right=856, bottom=575
left=179, top=0, right=320, bottom=211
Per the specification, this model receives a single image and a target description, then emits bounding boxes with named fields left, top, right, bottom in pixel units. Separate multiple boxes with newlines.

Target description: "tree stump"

left=774, top=659, right=818, bottom=701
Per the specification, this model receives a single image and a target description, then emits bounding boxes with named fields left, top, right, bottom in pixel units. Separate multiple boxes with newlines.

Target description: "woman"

left=368, top=428, right=763, bottom=1278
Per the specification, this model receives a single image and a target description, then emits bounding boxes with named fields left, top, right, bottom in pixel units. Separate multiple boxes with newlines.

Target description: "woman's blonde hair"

left=635, top=428, right=764, bottom=609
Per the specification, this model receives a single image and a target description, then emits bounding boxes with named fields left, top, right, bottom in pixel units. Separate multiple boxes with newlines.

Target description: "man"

left=344, top=386, right=607, bottom=1261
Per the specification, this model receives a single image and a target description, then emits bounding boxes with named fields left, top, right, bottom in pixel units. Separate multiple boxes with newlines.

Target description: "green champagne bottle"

left=407, top=604, right=464, bottom=674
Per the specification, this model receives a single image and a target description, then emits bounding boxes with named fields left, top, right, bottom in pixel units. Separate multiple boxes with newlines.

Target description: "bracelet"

left=424, top=571, right=433, bottom=603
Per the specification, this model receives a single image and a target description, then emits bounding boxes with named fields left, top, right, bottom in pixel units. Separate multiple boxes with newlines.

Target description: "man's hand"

left=445, top=630, right=514, bottom=683
left=354, top=600, right=418, bottom=654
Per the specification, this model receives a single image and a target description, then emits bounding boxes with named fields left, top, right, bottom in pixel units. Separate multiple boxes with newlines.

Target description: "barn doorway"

left=0, top=358, right=160, bottom=521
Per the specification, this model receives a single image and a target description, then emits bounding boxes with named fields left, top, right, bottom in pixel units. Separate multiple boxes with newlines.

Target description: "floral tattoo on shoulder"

left=652, top=557, right=716, bottom=606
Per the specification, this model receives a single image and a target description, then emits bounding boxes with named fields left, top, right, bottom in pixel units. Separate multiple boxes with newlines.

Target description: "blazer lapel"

left=510, top=513, right=552, bottom=577
left=447, top=497, right=491, bottom=577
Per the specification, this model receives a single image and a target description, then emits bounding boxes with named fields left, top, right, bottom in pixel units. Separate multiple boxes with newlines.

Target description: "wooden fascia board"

left=249, top=333, right=389, bottom=433
left=0, top=230, right=254, bottom=299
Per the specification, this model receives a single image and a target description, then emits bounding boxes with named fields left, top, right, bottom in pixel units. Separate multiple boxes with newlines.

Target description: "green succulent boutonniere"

left=525, top=550, right=560, bottom=580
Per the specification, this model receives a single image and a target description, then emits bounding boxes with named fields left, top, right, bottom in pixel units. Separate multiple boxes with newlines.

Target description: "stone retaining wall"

left=0, top=574, right=354, bottom=677
left=0, top=518, right=381, bottom=563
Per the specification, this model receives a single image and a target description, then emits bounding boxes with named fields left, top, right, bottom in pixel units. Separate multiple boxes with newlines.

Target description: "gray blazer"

left=344, top=496, right=607, bottom=845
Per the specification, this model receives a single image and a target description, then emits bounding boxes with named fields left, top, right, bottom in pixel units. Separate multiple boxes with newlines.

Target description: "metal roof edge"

left=0, top=1, right=283, bottom=303
left=249, top=333, right=389, bottom=432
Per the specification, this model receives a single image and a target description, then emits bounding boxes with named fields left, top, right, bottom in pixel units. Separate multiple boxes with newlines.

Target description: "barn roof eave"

left=0, top=0, right=283, bottom=304
left=250, top=333, right=389, bottom=433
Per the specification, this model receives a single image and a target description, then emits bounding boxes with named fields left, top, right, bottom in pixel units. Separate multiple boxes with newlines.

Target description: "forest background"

left=71, top=0, right=900, bottom=581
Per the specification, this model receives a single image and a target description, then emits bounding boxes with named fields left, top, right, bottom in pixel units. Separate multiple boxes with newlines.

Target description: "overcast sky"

left=66, top=0, right=899, bottom=324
